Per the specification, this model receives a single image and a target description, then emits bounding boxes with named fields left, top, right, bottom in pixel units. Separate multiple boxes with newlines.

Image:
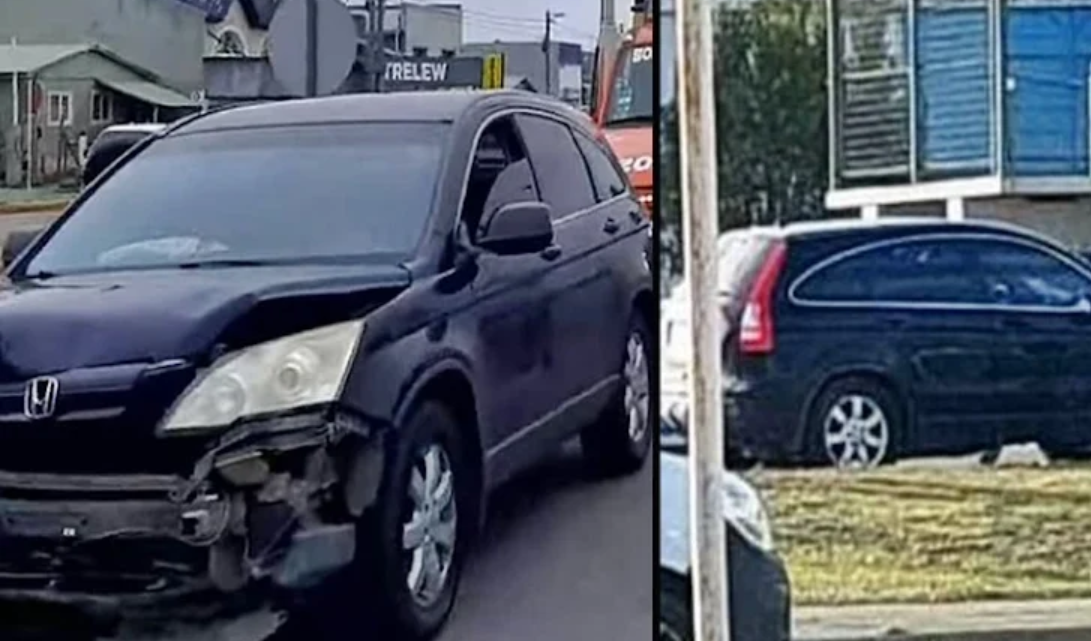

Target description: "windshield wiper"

left=176, top=259, right=274, bottom=270
left=19, top=270, right=57, bottom=280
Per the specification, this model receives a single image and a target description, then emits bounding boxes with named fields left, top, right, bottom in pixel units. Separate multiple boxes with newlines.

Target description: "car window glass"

left=26, top=123, right=448, bottom=275
left=970, top=239, right=1091, bottom=308
left=574, top=132, right=629, bottom=202
left=794, top=238, right=991, bottom=304
left=515, top=114, right=597, bottom=219
left=461, top=118, right=532, bottom=237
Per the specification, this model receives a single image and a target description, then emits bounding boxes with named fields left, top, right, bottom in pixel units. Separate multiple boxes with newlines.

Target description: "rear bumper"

left=0, top=411, right=385, bottom=619
left=723, top=377, right=807, bottom=464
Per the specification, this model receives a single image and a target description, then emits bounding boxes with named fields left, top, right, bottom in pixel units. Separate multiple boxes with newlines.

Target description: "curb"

left=0, top=199, right=70, bottom=215
left=796, top=627, right=1091, bottom=641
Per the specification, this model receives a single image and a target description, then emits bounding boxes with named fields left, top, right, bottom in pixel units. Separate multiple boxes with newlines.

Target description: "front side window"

left=22, top=122, right=448, bottom=277
left=971, top=239, right=1091, bottom=308
left=605, top=43, right=654, bottom=125
left=515, top=115, right=597, bottom=220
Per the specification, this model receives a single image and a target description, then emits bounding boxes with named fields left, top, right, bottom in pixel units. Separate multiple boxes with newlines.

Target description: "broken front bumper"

left=0, top=410, right=385, bottom=619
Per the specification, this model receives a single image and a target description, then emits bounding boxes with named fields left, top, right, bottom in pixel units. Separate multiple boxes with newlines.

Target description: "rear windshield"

left=25, top=122, right=448, bottom=276
left=718, top=234, right=771, bottom=294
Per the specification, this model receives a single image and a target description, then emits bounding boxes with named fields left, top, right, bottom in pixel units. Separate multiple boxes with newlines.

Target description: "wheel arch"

left=794, top=366, right=912, bottom=457
left=395, top=359, right=486, bottom=537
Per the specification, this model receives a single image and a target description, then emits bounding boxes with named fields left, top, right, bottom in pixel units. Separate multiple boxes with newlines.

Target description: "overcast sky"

left=459, top=0, right=629, bottom=48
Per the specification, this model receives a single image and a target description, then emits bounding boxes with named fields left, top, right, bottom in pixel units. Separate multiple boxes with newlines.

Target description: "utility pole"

left=677, top=0, right=730, bottom=639
left=543, top=10, right=553, bottom=95
left=305, top=0, right=317, bottom=97
left=374, top=0, right=386, bottom=93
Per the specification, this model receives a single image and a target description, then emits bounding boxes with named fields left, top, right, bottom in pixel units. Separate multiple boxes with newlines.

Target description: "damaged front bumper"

left=0, top=409, right=385, bottom=620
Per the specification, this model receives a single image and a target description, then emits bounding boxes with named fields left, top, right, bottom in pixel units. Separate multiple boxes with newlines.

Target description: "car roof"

left=731, top=216, right=1049, bottom=243
left=173, top=90, right=573, bottom=135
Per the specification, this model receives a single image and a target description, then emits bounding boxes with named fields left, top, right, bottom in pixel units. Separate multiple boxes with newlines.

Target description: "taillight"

left=739, top=242, right=787, bottom=355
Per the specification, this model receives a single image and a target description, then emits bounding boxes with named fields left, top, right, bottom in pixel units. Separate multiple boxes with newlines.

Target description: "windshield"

left=605, top=43, right=654, bottom=125
left=25, top=122, right=447, bottom=276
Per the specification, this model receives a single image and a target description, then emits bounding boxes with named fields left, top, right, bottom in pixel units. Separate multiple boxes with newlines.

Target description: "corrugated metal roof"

left=96, top=78, right=197, bottom=108
left=0, top=44, right=90, bottom=74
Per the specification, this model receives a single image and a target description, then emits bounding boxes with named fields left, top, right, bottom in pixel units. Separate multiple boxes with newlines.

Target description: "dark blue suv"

left=663, top=218, right=1091, bottom=469
left=0, top=91, right=653, bottom=639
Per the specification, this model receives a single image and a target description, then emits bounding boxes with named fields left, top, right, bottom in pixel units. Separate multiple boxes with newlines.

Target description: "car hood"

left=0, top=264, right=410, bottom=380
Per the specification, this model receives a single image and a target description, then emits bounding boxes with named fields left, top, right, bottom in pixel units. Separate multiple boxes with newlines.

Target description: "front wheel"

left=581, top=313, right=652, bottom=475
left=807, top=377, right=902, bottom=469
left=359, top=401, right=470, bottom=640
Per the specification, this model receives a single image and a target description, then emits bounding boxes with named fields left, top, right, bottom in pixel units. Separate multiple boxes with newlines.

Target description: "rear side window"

left=792, top=238, right=986, bottom=304
left=515, top=115, right=597, bottom=219
left=573, top=132, right=629, bottom=202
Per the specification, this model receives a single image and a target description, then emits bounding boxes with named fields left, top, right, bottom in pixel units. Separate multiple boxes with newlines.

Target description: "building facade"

left=461, top=40, right=585, bottom=105
left=826, top=0, right=1091, bottom=245
left=0, top=0, right=205, bottom=92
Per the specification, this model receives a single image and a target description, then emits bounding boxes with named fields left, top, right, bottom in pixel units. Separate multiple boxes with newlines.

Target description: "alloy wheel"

left=823, top=394, right=889, bottom=469
left=402, top=442, right=458, bottom=607
left=624, top=331, right=650, bottom=443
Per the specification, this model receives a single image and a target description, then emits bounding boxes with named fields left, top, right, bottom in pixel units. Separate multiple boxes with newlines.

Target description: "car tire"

left=659, top=571, right=693, bottom=641
left=581, top=312, right=652, bottom=476
left=357, top=400, right=470, bottom=640
left=806, top=376, right=901, bottom=469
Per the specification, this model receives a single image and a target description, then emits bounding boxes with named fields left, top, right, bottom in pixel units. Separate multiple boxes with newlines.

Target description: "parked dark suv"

left=0, top=91, right=652, bottom=638
left=663, top=218, right=1091, bottom=469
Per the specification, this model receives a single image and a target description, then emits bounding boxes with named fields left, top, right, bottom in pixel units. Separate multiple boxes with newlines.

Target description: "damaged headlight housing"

left=160, top=319, right=365, bottom=434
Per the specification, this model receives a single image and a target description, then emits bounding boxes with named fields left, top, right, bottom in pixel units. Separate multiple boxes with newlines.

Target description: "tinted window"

left=794, top=238, right=989, bottom=304
left=515, top=115, right=597, bottom=219
left=574, top=132, right=629, bottom=202
left=26, top=123, right=447, bottom=276
left=971, top=239, right=1091, bottom=308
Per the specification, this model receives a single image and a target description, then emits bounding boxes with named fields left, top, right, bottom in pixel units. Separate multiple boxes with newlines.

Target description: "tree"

left=661, top=0, right=828, bottom=275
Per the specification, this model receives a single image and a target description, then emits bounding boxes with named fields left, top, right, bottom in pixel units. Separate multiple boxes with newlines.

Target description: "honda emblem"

left=23, top=376, right=59, bottom=420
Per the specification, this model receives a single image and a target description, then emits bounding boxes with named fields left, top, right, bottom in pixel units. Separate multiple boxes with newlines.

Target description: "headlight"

left=160, top=319, right=365, bottom=434
left=722, top=471, right=774, bottom=552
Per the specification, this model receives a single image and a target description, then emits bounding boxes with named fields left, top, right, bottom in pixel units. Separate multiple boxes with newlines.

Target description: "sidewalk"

left=795, top=599, right=1091, bottom=640
left=0, top=186, right=73, bottom=213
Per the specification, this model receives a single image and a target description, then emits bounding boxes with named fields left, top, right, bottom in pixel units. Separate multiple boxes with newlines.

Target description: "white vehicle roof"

left=100, top=123, right=167, bottom=134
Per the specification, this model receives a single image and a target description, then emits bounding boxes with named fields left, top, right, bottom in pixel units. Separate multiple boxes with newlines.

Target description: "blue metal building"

left=828, top=0, right=1091, bottom=239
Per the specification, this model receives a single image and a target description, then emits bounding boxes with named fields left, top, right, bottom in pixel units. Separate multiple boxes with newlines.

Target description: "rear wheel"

left=581, top=313, right=652, bottom=475
left=807, top=377, right=902, bottom=469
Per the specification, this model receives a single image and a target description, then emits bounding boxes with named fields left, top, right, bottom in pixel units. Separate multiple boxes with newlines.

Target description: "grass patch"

left=754, top=466, right=1091, bottom=606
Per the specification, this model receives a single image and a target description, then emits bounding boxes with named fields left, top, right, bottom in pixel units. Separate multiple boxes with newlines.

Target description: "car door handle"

left=603, top=218, right=620, bottom=234
left=541, top=245, right=562, bottom=261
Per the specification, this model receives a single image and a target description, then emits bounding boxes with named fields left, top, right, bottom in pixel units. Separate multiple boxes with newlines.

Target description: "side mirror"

left=476, top=202, right=554, bottom=255
left=3, top=228, right=43, bottom=266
